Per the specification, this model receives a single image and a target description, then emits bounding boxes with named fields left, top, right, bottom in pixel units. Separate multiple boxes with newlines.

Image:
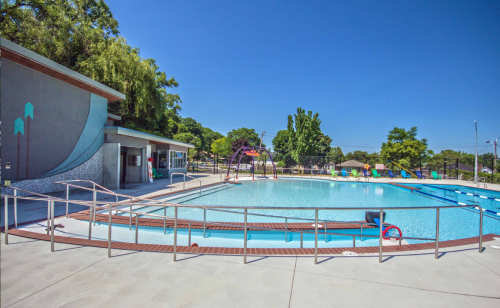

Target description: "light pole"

left=474, top=121, right=478, bottom=183
left=487, top=138, right=498, bottom=172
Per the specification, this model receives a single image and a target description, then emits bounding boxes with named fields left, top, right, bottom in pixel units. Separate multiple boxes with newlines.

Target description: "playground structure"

left=226, top=146, right=277, bottom=180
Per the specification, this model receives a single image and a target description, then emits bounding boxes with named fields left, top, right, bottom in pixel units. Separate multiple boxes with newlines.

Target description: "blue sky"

left=106, top=0, right=499, bottom=154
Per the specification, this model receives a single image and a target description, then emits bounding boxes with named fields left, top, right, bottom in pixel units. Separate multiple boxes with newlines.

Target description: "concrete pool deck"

left=2, top=173, right=500, bottom=307
left=2, top=232, right=500, bottom=307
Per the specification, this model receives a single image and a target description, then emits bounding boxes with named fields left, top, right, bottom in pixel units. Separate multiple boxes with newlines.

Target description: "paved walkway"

left=2, top=233, right=500, bottom=307
left=2, top=173, right=500, bottom=307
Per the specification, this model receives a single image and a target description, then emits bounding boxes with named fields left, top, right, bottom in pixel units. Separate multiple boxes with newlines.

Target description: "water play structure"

left=226, top=146, right=277, bottom=180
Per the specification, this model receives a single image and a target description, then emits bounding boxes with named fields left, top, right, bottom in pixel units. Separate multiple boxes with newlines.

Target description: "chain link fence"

left=188, top=151, right=498, bottom=183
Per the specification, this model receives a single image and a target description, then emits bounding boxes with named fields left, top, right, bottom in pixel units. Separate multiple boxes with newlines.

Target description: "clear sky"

left=106, top=0, right=499, bottom=154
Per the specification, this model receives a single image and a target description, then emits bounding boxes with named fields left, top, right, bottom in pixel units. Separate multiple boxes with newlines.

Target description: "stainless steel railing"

left=170, top=173, right=202, bottom=195
left=2, top=185, right=484, bottom=265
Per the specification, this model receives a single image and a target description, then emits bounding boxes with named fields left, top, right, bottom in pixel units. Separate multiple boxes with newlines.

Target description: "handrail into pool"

left=3, top=186, right=484, bottom=265
left=170, top=173, right=202, bottom=195
left=52, top=180, right=181, bottom=233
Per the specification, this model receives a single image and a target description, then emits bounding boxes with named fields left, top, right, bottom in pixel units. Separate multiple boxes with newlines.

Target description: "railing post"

left=435, top=208, right=440, bottom=259
left=244, top=208, right=247, bottom=264
left=4, top=196, right=8, bottom=245
left=173, top=206, right=178, bottom=262
left=129, top=199, right=132, bottom=230
left=66, top=185, right=69, bottom=218
left=324, top=221, right=327, bottom=243
left=285, top=218, right=287, bottom=242
left=93, top=184, right=96, bottom=226
left=300, top=232, right=303, bottom=248
left=353, top=236, right=355, bottom=247
left=14, top=189, right=17, bottom=228
left=164, top=207, right=167, bottom=235
left=170, top=173, right=173, bottom=191
left=314, top=209, right=318, bottom=265
left=50, top=201, right=55, bottom=252
left=47, top=200, right=51, bottom=235
left=88, top=206, right=92, bottom=240
left=135, top=214, right=139, bottom=244
left=379, top=209, right=383, bottom=263
left=203, top=208, right=206, bottom=238
left=188, top=221, right=192, bottom=246
left=479, top=207, right=483, bottom=253
left=360, top=224, right=363, bottom=241
left=108, top=203, right=112, bottom=258
left=183, top=174, right=186, bottom=191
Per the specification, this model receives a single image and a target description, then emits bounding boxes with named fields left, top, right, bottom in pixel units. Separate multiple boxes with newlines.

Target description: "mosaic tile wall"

left=2, top=146, right=103, bottom=196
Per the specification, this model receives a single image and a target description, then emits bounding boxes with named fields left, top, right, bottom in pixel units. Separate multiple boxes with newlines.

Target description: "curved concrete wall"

left=1, top=59, right=107, bottom=181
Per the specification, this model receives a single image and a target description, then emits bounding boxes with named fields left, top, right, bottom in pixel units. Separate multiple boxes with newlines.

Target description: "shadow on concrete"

left=176, top=254, right=204, bottom=262
left=247, top=256, right=269, bottom=264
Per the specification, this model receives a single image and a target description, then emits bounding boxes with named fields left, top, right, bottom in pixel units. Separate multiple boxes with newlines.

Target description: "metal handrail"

left=170, top=173, right=202, bottom=195
left=52, top=180, right=185, bottom=232
left=3, top=186, right=484, bottom=266
left=467, top=176, right=488, bottom=188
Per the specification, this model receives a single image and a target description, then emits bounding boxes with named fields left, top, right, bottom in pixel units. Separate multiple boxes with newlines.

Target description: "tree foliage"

left=381, top=127, right=429, bottom=169
left=272, top=130, right=295, bottom=166
left=286, top=108, right=331, bottom=165
left=211, top=137, right=232, bottom=157
left=0, top=0, right=223, bottom=146
left=227, top=128, right=263, bottom=147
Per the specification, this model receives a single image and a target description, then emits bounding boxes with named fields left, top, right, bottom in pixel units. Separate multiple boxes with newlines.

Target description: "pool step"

left=108, top=184, right=231, bottom=215
left=165, top=185, right=232, bottom=204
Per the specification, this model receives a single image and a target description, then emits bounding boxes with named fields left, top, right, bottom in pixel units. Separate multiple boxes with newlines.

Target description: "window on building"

left=169, top=150, right=187, bottom=168
left=158, top=152, right=168, bottom=169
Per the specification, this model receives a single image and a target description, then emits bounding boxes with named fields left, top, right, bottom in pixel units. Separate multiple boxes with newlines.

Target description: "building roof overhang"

left=1, top=37, right=126, bottom=102
left=105, top=126, right=195, bottom=148
left=107, top=113, right=122, bottom=121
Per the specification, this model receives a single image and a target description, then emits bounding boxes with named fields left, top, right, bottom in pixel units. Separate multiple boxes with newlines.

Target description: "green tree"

left=344, top=151, right=369, bottom=162
left=1, top=0, right=183, bottom=139
left=211, top=137, right=232, bottom=157
left=272, top=130, right=295, bottom=166
left=287, top=108, right=331, bottom=167
left=327, top=146, right=344, bottom=163
left=202, top=127, right=223, bottom=152
left=227, top=128, right=263, bottom=147
left=381, top=127, right=429, bottom=169
left=181, top=117, right=203, bottom=137
left=173, top=133, right=201, bottom=149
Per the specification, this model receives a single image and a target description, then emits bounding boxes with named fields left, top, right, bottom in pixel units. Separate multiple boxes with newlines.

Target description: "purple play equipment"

left=226, top=146, right=277, bottom=180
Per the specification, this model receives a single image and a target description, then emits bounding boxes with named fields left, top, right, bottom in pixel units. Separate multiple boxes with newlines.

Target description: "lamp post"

left=486, top=138, right=498, bottom=172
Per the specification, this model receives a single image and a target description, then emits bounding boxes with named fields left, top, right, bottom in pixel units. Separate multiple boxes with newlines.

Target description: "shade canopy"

left=244, top=150, right=260, bottom=156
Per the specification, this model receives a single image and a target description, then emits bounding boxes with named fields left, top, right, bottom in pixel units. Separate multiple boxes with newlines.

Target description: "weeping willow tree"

left=1, top=0, right=182, bottom=137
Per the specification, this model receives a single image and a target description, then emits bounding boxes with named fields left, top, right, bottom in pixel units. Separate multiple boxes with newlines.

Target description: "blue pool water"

left=404, top=184, right=500, bottom=213
left=137, top=179, right=500, bottom=244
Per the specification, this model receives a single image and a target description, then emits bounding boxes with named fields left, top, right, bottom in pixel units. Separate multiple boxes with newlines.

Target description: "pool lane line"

left=413, top=190, right=500, bottom=217
left=423, top=184, right=500, bottom=200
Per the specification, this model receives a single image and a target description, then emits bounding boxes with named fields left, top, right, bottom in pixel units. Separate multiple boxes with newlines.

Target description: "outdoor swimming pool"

left=128, top=179, right=500, bottom=244
left=405, top=184, right=500, bottom=214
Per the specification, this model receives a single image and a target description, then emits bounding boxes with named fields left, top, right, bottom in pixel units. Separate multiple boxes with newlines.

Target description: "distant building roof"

left=335, top=160, right=365, bottom=167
